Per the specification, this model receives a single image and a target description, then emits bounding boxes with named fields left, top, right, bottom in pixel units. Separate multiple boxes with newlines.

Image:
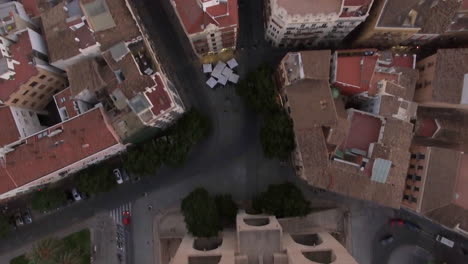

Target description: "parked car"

left=14, top=212, right=24, bottom=227
left=436, top=235, right=455, bottom=248
left=404, top=221, right=421, bottom=232
left=380, top=234, right=394, bottom=246
left=122, top=211, right=131, bottom=225
left=22, top=209, right=32, bottom=224
left=71, top=188, right=82, bottom=201
left=114, top=169, right=123, bottom=184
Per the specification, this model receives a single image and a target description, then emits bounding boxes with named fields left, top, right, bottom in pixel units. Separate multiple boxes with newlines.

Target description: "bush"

left=236, top=65, right=277, bottom=114
left=181, top=188, right=221, bottom=237
left=253, top=182, right=311, bottom=218
left=76, top=165, right=116, bottom=196
left=31, top=188, right=67, bottom=212
left=215, top=194, right=238, bottom=226
left=10, top=255, right=29, bottom=264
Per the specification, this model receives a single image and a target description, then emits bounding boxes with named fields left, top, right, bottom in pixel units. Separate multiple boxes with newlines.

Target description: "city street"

left=0, top=1, right=467, bottom=264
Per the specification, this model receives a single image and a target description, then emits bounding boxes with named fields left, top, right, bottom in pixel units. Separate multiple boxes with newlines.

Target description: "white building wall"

left=27, top=28, right=48, bottom=55
left=0, top=142, right=126, bottom=200
left=10, top=106, right=44, bottom=138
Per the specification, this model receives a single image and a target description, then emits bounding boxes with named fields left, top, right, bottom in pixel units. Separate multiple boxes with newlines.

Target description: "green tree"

left=215, top=194, right=238, bottom=226
left=253, top=182, right=311, bottom=218
left=10, top=255, right=29, bottom=264
left=0, top=215, right=11, bottom=238
left=123, top=143, right=161, bottom=176
left=28, top=238, right=62, bottom=264
left=76, top=165, right=116, bottom=195
left=31, top=189, right=66, bottom=212
left=56, top=251, right=80, bottom=264
left=236, top=65, right=277, bottom=114
left=260, top=108, right=296, bottom=160
left=181, top=188, right=221, bottom=237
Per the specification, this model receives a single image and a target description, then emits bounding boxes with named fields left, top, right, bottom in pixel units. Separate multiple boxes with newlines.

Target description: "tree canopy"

left=236, top=65, right=277, bottom=114
left=261, top=108, right=296, bottom=160
left=0, top=215, right=10, bottom=238
left=181, top=188, right=221, bottom=237
left=31, top=189, right=67, bottom=212
left=76, top=165, right=116, bottom=196
left=253, top=182, right=311, bottom=218
left=215, top=194, right=238, bottom=226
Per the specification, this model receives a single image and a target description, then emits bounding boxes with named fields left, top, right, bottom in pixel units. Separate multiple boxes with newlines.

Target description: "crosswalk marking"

left=109, top=202, right=132, bottom=225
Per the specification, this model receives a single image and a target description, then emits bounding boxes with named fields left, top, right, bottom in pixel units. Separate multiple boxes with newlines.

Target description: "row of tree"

left=236, top=65, right=295, bottom=160
left=123, top=109, right=210, bottom=175
left=181, top=182, right=311, bottom=238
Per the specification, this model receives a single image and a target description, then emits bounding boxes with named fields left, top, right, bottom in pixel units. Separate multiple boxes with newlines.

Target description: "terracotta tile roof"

left=66, top=59, right=107, bottom=97
left=0, top=31, right=38, bottom=102
left=420, top=147, right=461, bottom=214
left=301, top=50, right=331, bottom=81
left=335, top=54, right=378, bottom=95
left=19, top=0, right=41, bottom=17
left=0, top=106, right=120, bottom=195
left=0, top=106, right=20, bottom=146
left=426, top=203, right=468, bottom=230
left=276, top=0, right=342, bottom=16
left=146, top=74, right=172, bottom=116
left=429, top=48, right=468, bottom=104
left=87, top=0, right=141, bottom=51
left=341, top=111, right=382, bottom=152
left=172, top=0, right=238, bottom=35
left=53, top=87, right=80, bottom=119
left=41, top=1, right=97, bottom=63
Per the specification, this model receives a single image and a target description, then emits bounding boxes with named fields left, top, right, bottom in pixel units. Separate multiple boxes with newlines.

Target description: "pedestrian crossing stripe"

left=109, top=202, right=132, bottom=225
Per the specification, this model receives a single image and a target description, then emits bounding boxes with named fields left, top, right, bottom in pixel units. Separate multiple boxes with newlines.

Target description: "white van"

left=436, top=235, right=455, bottom=248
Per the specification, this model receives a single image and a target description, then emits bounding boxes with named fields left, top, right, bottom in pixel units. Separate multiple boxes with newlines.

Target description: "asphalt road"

left=1, top=1, right=468, bottom=264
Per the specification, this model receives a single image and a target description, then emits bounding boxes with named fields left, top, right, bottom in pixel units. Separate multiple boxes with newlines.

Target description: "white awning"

left=203, top=63, right=212, bottom=73
left=217, top=75, right=228, bottom=85
left=227, top=58, right=238, bottom=69
left=228, top=73, right=239, bottom=84
left=222, top=67, right=233, bottom=77
left=211, top=61, right=226, bottom=79
left=206, top=77, right=217, bottom=88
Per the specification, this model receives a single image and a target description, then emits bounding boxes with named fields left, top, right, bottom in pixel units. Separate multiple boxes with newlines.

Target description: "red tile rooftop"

left=0, top=106, right=121, bottom=195
left=0, top=31, right=38, bottom=102
left=416, top=118, right=439, bottom=138
left=335, top=55, right=378, bottom=95
left=368, top=71, right=399, bottom=95
left=146, top=74, right=172, bottom=117
left=206, top=3, right=228, bottom=17
left=342, top=111, right=382, bottom=153
left=0, top=106, right=20, bottom=147
left=172, top=0, right=238, bottom=35
left=386, top=55, right=415, bottom=68
left=455, top=153, right=468, bottom=209
left=343, top=0, right=372, bottom=5
left=20, top=0, right=41, bottom=17
left=53, top=87, right=80, bottom=119
left=340, top=0, right=373, bottom=17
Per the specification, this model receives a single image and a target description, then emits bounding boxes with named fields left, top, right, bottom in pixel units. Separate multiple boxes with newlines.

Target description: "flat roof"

left=276, top=0, right=343, bottom=16
left=0, top=106, right=20, bottom=146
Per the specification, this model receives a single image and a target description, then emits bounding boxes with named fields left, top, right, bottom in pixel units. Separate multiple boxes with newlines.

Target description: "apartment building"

left=0, top=105, right=126, bottom=200
left=0, top=105, right=44, bottom=146
left=41, top=0, right=141, bottom=70
left=0, top=28, right=66, bottom=111
left=171, top=212, right=357, bottom=264
left=0, top=1, right=37, bottom=38
left=276, top=50, right=416, bottom=208
left=414, top=48, right=468, bottom=109
left=170, top=0, right=239, bottom=57
left=264, top=0, right=374, bottom=48
left=353, top=0, right=464, bottom=47
left=53, top=41, right=184, bottom=140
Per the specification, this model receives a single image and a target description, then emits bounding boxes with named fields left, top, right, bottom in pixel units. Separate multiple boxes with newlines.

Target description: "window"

left=415, top=175, right=422, bottom=181
left=48, top=77, right=54, bottom=82
left=406, top=185, right=411, bottom=190
left=409, top=164, right=415, bottom=169
left=38, top=84, right=46, bottom=90
left=411, top=154, right=417, bottom=159
left=428, top=62, right=434, bottom=68
left=22, top=100, right=28, bottom=105
left=410, top=196, right=417, bottom=203
left=12, top=98, right=19, bottom=103
left=47, top=87, right=53, bottom=92
left=417, top=165, right=423, bottom=170
left=22, top=90, right=29, bottom=95
left=414, top=186, right=420, bottom=192
left=403, top=195, right=409, bottom=200
left=424, top=80, right=431, bottom=87
left=29, top=81, right=38, bottom=87
left=39, top=94, right=45, bottom=99
left=416, top=83, right=422, bottom=89
left=39, top=75, right=46, bottom=79
left=60, top=97, right=66, bottom=103
left=210, top=33, right=215, bottom=37
left=30, top=92, right=37, bottom=97
left=418, top=154, right=425, bottom=159
left=31, top=102, right=36, bottom=108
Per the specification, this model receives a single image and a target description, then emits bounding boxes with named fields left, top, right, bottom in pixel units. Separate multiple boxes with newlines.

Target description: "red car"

left=122, top=211, right=131, bottom=225
left=389, top=219, right=404, bottom=227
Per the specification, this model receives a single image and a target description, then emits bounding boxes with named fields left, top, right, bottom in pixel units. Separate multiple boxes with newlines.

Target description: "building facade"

left=171, top=212, right=357, bottom=264
left=171, top=0, right=239, bottom=57
left=264, top=0, right=374, bottom=48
